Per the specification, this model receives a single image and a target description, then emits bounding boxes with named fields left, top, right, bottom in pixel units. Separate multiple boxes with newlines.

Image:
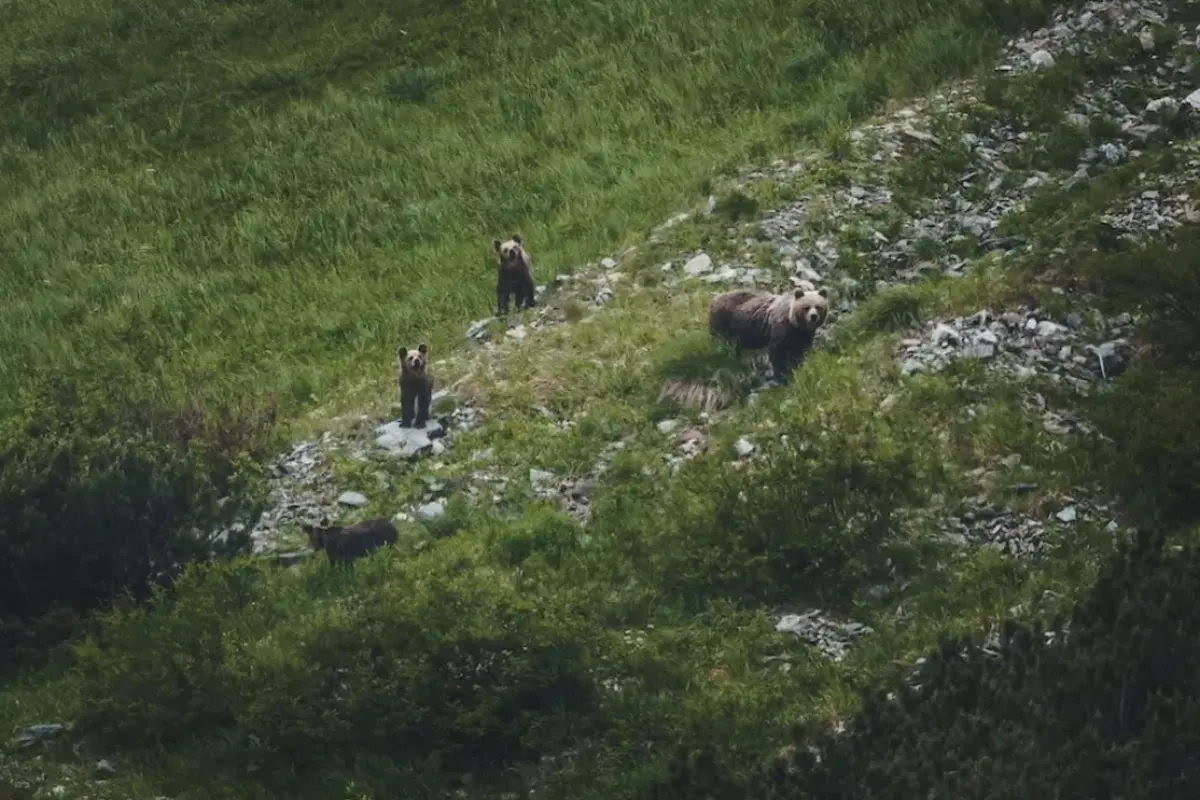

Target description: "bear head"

left=493, top=234, right=525, bottom=270
left=397, top=343, right=429, bottom=376
left=789, top=288, right=829, bottom=331
left=302, top=518, right=339, bottom=550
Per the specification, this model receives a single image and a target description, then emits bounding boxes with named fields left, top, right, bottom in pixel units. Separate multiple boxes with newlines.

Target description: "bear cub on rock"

left=302, top=517, right=398, bottom=566
left=708, top=287, right=829, bottom=381
left=397, top=343, right=433, bottom=428
left=493, top=234, right=536, bottom=315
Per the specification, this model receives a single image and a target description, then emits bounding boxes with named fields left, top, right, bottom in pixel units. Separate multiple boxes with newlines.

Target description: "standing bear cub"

left=493, top=234, right=536, bottom=315
left=397, top=343, right=433, bottom=428
left=708, top=287, right=829, bottom=381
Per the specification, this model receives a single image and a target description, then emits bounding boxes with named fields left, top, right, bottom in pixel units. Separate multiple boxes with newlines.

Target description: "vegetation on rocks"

left=8, top=0, right=1200, bottom=798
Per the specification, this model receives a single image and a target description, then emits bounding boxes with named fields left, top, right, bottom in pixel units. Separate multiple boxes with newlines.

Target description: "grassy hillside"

left=14, top=0, right=1200, bottom=798
left=1, top=0, right=1054, bottom=422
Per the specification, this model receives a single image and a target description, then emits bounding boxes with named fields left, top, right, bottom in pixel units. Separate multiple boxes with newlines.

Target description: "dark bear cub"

left=493, top=234, right=536, bottom=315
left=397, top=342, right=433, bottom=428
left=302, top=517, right=398, bottom=565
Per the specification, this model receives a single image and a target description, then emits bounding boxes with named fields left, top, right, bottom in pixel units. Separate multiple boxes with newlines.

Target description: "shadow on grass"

left=653, top=331, right=761, bottom=413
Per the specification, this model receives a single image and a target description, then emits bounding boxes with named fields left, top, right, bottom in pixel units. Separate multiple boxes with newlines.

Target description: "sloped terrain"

left=7, top=0, right=1200, bottom=798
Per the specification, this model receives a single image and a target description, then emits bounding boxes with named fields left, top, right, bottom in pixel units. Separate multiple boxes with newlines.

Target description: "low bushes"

left=0, top=376, right=271, bottom=653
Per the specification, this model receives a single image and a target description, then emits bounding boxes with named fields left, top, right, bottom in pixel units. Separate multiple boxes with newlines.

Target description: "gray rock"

left=656, top=419, right=681, bottom=434
left=734, top=437, right=756, bottom=458
left=337, top=491, right=369, bottom=508
left=416, top=501, right=446, bottom=522
left=466, top=318, right=494, bottom=341
left=1055, top=506, right=1078, bottom=523
left=601, top=257, right=617, bottom=269
left=683, top=253, right=714, bottom=276
left=529, top=468, right=556, bottom=487
left=775, top=610, right=874, bottom=662
left=961, top=343, right=997, bottom=361
left=13, top=724, right=66, bottom=748
left=932, top=323, right=961, bottom=345
left=1186, top=87, right=1200, bottom=113
left=506, top=325, right=528, bottom=341
left=1036, top=320, right=1068, bottom=338
left=375, top=420, right=445, bottom=458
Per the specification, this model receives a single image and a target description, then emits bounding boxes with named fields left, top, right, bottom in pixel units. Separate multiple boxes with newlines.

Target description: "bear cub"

left=708, top=287, right=829, bottom=381
left=397, top=343, right=433, bottom=428
left=493, top=234, right=536, bottom=315
left=302, top=517, right=398, bottom=566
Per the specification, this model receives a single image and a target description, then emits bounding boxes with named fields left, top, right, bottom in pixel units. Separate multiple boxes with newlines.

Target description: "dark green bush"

left=1067, top=229, right=1200, bottom=527
left=636, top=412, right=926, bottom=609
left=74, top=544, right=601, bottom=781
left=0, top=376, right=270, bottom=641
left=654, top=531, right=1200, bottom=799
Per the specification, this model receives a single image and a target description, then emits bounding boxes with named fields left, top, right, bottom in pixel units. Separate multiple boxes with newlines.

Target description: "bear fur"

left=493, top=234, right=536, bottom=315
left=708, top=287, right=829, bottom=381
left=302, top=517, right=398, bottom=566
left=397, top=343, right=433, bottom=428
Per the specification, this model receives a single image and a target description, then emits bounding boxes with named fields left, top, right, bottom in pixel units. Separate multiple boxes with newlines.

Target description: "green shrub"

left=635, top=410, right=926, bottom=609
left=1067, top=229, right=1200, bottom=526
left=74, top=543, right=601, bottom=782
left=0, top=376, right=270, bottom=637
left=654, top=531, right=1200, bottom=799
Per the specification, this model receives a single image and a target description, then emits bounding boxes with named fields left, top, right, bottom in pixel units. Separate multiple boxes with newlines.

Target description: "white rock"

left=1186, top=88, right=1200, bottom=113
left=734, top=437, right=756, bottom=458
left=684, top=253, right=714, bottom=276
left=1030, top=50, right=1055, bottom=70
left=416, top=501, right=445, bottom=522
left=656, top=419, right=681, bottom=434
left=505, top=325, right=527, bottom=341
left=1055, top=506, right=1078, bottom=523
left=601, top=257, right=617, bottom=269
left=337, top=491, right=369, bottom=508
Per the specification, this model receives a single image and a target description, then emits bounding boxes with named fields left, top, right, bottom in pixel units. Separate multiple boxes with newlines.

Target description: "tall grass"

left=1, top=0, right=1058, bottom=425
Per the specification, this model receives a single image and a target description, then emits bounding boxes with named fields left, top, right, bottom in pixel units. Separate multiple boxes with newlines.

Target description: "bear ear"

left=493, top=238, right=502, bottom=252
left=417, top=343, right=428, bottom=354
left=817, top=287, right=828, bottom=298
left=512, top=234, right=522, bottom=244
left=397, top=347, right=408, bottom=359
left=793, top=288, right=805, bottom=298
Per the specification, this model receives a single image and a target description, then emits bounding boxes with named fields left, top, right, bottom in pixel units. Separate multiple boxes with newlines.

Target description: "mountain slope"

left=8, top=0, right=1200, bottom=798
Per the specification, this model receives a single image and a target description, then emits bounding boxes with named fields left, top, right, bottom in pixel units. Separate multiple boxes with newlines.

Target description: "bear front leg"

left=769, top=346, right=797, bottom=383
left=496, top=271, right=511, bottom=316
left=400, top=390, right=415, bottom=428
left=415, top=388, right=431, bottom=429
left=520, top=273, right=536, bottom=310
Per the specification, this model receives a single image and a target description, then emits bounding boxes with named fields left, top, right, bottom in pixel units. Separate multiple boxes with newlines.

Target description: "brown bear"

left=493, top=234, right=536, bottom=315
left=302, top=517, right=399, bottom=566
left=397, top=343, right=433, bottom=428
left=708, top=287, right=829, bottom=381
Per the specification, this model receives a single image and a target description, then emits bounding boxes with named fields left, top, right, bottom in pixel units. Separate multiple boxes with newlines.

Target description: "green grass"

left=1, top=0, right=1057, bottom=427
